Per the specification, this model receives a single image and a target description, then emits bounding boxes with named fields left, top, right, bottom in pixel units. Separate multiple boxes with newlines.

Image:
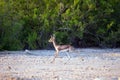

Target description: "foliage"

left=54, top=31, right=71, bottom=45
left=0, top=0, right=120, bottom=50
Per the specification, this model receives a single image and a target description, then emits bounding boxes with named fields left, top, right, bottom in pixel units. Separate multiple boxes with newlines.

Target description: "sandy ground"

left=0, top=48, right=120, bottom=80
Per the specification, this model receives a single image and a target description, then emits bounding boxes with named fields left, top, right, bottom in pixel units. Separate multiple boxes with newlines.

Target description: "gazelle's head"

left=48, top=35, right=55, bottom=42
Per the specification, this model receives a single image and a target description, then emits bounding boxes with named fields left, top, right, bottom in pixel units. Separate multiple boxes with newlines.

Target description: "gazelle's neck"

left=52, top=40, right=57, bottom=50
left=52, top=40, right=56, bottom=47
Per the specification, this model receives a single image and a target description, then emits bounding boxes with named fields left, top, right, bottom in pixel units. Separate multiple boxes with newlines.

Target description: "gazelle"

left=49, top=35, right=74, bottom=63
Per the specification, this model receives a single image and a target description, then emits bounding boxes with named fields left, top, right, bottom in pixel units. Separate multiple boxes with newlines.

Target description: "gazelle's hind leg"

left=64, top=52, right=71, bottom=64
left=65, top=52, right=71, bottom=59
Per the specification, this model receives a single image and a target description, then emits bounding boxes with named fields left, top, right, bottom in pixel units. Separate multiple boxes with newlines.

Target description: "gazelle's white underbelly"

left=59, top=48, right=69, bottom=52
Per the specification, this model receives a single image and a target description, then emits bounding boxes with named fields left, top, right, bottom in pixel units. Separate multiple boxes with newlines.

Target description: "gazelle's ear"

left=52, top=34, right=55, bottom=39
left=53, top=34, right=55, bottom=38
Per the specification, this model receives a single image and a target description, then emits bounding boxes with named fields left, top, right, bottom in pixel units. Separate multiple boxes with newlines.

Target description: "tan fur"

left=49, top=35, right=73, bottom=62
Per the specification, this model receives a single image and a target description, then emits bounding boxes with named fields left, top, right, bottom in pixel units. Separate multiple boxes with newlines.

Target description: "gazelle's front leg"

left=51, top=51, right=59, bottom=63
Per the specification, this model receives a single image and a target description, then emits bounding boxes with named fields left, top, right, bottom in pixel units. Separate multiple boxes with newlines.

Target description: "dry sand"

left=0, top=48, right=120, bottom=80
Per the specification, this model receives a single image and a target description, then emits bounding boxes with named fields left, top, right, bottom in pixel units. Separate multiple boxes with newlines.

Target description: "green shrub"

left=54, top=31, right=71, bottom=45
